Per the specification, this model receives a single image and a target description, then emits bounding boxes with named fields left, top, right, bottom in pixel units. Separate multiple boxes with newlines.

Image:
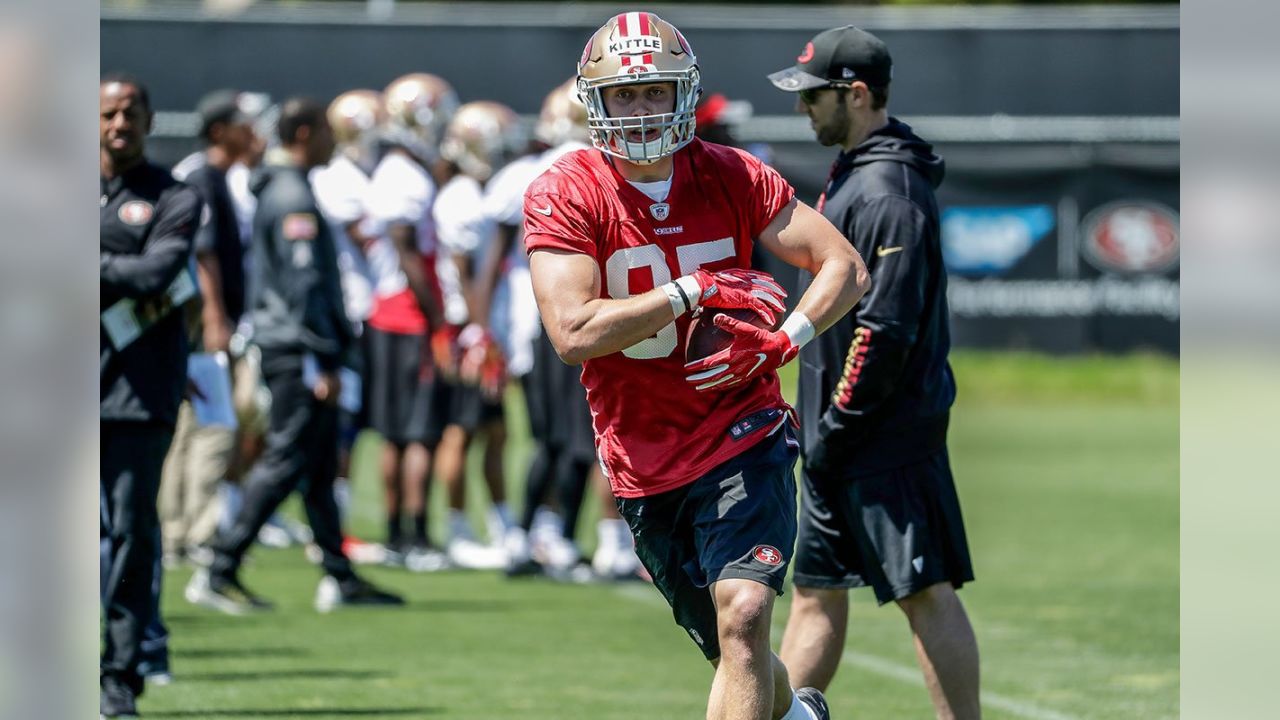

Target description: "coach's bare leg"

left=896, top=582, right=981, bottom=720
left=780, top=586, right=848, bottom=692
left=708, top=579, right=779, bottom=720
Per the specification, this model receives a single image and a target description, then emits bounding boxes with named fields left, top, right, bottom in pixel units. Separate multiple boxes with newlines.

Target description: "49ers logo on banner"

left=1081, top=201, right=1179, bottom=275
left=753, top=545, right=784, bottom=566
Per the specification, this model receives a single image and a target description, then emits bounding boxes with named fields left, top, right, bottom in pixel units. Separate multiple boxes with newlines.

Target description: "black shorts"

left=365, top=326, right=432, bottom=445
left=522, top=327, right=594, bottom=459
left=429, top=377, right=504, bottom=434
left=794, top=448, right=975, bottom=604
left=617, top=428, right=799, bottom=661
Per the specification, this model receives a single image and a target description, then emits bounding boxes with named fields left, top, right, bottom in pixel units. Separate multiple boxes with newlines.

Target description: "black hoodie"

left=797, top=118, right=956, bottom=477
left=245, top=162, right=352, bottom=370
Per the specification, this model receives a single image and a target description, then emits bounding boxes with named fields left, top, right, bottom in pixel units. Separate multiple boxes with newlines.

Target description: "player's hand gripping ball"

left=683, top=269, right=796, bottom=391
left=688, top=268, right=787, bottom=326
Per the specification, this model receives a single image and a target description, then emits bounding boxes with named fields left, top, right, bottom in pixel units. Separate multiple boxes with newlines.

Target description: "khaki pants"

left=158, top=402, right=234, bottom=555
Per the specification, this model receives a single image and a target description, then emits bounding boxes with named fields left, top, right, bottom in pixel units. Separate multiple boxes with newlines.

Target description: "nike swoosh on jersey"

left=876, top=245, right=904, bottom=257
left=533, top=205, right=553, bottom=216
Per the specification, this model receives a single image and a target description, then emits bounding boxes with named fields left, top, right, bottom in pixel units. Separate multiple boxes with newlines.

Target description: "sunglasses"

left=798, top=83, right=852, bottom=105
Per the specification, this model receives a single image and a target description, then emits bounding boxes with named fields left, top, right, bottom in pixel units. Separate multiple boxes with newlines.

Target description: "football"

left=684, top=307, right=778, bottom=363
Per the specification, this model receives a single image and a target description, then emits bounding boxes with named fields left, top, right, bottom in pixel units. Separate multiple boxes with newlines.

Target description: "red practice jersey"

left=524, top=138, right=796, bottom=498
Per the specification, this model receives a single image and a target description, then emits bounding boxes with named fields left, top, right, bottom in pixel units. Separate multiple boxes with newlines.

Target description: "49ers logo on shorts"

left=118, top=200, right=154, bottom=226
left=752, top=545, right=784, bottom=566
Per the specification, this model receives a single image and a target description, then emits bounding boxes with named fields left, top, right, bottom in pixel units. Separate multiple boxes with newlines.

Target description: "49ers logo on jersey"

left=753, top=545, right=784, bottom=566
left=118, top=200, right=154, bottom=226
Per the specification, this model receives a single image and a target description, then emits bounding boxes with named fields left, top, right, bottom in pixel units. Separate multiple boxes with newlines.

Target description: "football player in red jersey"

left=523, top=12, right=870, bottom=720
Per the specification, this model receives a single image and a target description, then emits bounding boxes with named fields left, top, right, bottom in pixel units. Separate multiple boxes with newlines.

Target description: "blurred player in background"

left=476, top=79, right=601, bottom=579
left=430, top=100, right=524, bottom=569
left=311, top=89, right=383, bottom=559
left=524, top=12, right=869, bottom=720
left=769, top=26, right=980, bottom=720
left=363, top=73, right=454, bottom=569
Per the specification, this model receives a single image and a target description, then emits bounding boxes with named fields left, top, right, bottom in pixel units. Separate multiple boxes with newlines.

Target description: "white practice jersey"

left=433, top=174, right=494, bottom=326
left=311, top=155, right=377, bottom=325
left=481, top=141, right=589, bottom=376
left=363, top=150, right=438, bottom=300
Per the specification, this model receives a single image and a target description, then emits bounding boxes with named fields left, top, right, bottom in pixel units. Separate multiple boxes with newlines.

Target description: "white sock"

left=595, top=519, right=623, bottom=555
left=489, top=503, right=514, bottom=532
left=781, top=691, right=819, bottom=720
left=448, top=510, right=473, bottom=541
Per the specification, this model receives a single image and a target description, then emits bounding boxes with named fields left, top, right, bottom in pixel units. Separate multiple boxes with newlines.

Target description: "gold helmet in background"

left=440, top=101, right=525, bottom=182
left=327, top=89, right=384, bottom=147
left=577, top=11, right=701, bottom=164
left=534, top=78, right=590, bottom=148
left=382, top=72, right=460, bottom=161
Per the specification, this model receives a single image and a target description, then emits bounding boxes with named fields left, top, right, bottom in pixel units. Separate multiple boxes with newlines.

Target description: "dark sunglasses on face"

left=798, top=83, right=851, bottom=105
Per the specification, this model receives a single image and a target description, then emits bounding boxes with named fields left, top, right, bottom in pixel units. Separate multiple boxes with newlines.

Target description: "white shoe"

left=256, top=523, right=291, bottom=549
left=447, top=537, right=507, bottom=570
left=314, top=575, right=342, bottom=613
left=503, top=527, right=530, bottom=565
left=183, top=568, right=211, bottom=605
left=542, top=535, right=581, bottom=573
left=404, top=545, right=450, bottom=573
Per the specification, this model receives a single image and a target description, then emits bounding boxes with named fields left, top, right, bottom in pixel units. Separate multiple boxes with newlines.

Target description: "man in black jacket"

left=100, top=74, right=201, bottom=719
left=769, top=27, right=981, bottom=719
left=187, top=98, right=402, bottom=615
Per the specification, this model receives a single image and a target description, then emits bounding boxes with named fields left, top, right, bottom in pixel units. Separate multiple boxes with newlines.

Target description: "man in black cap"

left=769, top=27, right=981, bottom=720
left=100, top=73, right=201, bottom=719
left=186, top=97, right=404, bottom=615
left=159, top=90, right=259, bottom=573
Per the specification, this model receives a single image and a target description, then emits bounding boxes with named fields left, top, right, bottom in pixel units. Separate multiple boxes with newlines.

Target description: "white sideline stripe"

left=611, top=584, right=1081, bottom=720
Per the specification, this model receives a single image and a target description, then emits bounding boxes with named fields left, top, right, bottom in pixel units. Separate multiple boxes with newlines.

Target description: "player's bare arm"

left=758, top=197, right=870, bottom=331
left=529, top=248, right=682, bottom=365
left=389, top=222, right=444, bottom=329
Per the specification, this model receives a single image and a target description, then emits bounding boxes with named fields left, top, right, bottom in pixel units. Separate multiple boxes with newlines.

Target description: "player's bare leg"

left=780, top=586, right=849, bottom=691
left=895, top=582, right=981, bottom=720
left=437, top=424, right=470, bottom=516
left=401, top=442, right=431, bottom=544
left=481, top=419, right=506, bottom=505
left=708, top=578, right=780, bottom=720
left=380, top=443, right=404, bottom=548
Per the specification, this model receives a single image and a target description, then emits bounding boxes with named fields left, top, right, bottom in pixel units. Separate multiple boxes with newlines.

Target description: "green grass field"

left=140, top=351, right=1178, bottom=719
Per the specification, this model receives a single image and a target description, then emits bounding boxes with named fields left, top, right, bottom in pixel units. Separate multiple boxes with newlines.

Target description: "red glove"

left=684, top=313, right=799, bottom=391
left=458, top=324, right=507, bottom=401
left=689, top=268, right=787, bottom=325
left=430, top=325, right=462, bottom=381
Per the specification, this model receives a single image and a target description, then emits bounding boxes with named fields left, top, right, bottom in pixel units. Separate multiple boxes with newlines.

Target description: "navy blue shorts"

left=617, top=427, right=799, bottom=661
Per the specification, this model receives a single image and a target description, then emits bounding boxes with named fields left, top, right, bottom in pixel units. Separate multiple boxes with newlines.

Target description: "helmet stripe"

left=638, top=12, right=651, bottom=36
left=618, top=12, right=630, bottom=36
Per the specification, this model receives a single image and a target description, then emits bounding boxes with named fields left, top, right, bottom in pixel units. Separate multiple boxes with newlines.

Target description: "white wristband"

left=780, top=312, right=816, bottom=349
left=662, top=281, right=691, bottom=318
left=674, top=275, right=703, bottom=310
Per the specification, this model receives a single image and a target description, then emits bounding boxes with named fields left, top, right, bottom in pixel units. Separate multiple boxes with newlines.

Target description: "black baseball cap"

left=196, top=89, right=254, bottom=139
left=767, top=26, right=893, bottom=92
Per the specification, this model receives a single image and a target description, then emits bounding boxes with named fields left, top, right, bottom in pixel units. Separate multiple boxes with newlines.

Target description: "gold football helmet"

left=534, top=78, right=590, bottom=147
left=577, top=12, right=701, bottom=164
left=382, top=73, right=460, bottom=161
left=440, top=101, right=524, bottom=182
left=327, top=89, right=383, bottom=146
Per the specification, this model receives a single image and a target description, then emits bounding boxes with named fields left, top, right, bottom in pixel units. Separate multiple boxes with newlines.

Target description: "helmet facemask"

left=578, top=12, right=702, bottom=165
